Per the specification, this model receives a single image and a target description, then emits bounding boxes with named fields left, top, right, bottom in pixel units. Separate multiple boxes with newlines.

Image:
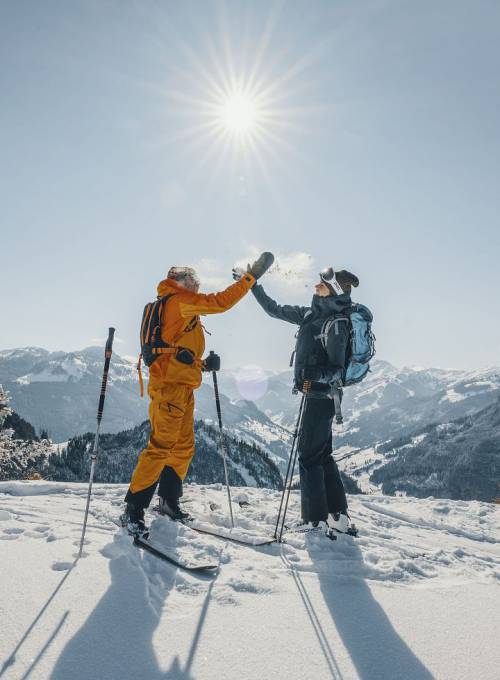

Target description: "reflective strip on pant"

left=129, top=382, right=195, bottom=494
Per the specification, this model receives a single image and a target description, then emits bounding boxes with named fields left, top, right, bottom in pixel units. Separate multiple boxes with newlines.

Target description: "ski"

left=150, top=506, right=276, bottom=546
left=133, top=534, right=219, bottom=572
left=181, top=518, right=277, bottom=546
left=329, top=525, right=359, bottom=538
left=111, top=518, right=219, bottom=572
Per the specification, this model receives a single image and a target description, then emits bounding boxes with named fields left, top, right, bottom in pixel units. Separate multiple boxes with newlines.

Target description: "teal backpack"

left=317, top=303, right=375, bottom=424
left=318, top=303, right=375, bottom=386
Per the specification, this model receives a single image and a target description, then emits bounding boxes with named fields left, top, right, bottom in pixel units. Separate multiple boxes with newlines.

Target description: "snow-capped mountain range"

left=216, top=358, right=500, bottom=484
left=338, top=359, right=500, bottom=448
left=1, top=347, right=499, bottom=488
left=0, top=347, right=292, bottom=468
left=370, top=396, right=500, bottom=502
left=214, top=358, right=500, bottom=439
left=0, top=346, right=144, bottom=440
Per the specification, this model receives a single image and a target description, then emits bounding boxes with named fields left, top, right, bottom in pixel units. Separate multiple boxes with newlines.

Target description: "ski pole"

left=276, top=394, right=306, bottom=542
left=210, top=353, right=234, bottom=529
left=78, top=328, right=115, bottom=558
left=273, top=393, right=305, bottom=539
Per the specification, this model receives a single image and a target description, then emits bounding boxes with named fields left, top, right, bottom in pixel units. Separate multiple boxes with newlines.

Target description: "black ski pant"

left=298, top=397, right=347, bottom=522
left=125, top=466, right=183, bottom=510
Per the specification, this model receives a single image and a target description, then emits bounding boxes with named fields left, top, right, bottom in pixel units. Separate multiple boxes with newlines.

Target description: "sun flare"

left=160, top=11, right=318, bottom=184
left=219, top=93, right=258, bottom=134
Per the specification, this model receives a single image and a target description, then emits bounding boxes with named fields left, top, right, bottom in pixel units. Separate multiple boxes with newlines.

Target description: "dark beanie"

left=335, top=270, right=359, bottom=294
left=336, top=270, right=359, bottom=288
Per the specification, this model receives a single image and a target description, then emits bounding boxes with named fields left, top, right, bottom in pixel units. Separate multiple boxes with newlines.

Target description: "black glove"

left=301, top=367, right=323, bottom=381
left=203, top=351, right=221, bottom=372
left=248, top=252, right=275, bottom=280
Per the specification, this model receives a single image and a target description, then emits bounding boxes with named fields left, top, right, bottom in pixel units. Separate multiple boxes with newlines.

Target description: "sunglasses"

left=318, top=267, right=344, bottom=295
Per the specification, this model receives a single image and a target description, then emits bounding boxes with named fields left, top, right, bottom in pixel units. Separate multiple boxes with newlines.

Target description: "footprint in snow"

left=433, top=506, right=451, bottom=514
left=0, top=510, right=12, bottom=521
left=25, top=528, right=50, bottom=538
left=0, top=527, right=24, bottom=540
left=213, top=590, right=239, bottom=607
left=51, top=561, right=74, bottom=572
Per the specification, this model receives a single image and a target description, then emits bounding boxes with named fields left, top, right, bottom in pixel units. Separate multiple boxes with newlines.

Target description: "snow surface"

left=1, top=482, right=499, bottom=680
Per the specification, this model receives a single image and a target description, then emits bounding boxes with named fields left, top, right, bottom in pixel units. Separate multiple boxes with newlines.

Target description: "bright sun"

left=220, top=93, right=258, bottom=133
left=161, top=18, right=312, bottom=178
left=158, top=6, right=318, bottom=183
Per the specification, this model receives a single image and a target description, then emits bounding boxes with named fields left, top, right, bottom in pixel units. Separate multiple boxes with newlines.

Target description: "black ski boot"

left=120, top=503, right=148, bottom=537
left=157, top=497, right=192, bottom=522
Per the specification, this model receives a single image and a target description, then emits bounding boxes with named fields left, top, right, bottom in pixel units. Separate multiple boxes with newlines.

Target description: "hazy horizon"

left=1, top=342, right=498, bottom=376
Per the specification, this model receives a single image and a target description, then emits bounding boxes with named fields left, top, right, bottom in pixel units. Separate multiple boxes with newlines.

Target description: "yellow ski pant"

left=129, top=382, right=195, bottom=494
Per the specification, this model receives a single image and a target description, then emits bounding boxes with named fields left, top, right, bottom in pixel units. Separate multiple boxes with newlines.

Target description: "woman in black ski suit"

left=247, top=267, right=359, bottom=532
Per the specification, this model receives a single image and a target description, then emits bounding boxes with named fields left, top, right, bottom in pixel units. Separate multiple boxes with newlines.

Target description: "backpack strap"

left=140, top=294, right=175, bottom=350
left=314, top=316, right=350, bottom=350
left=138, top=293, right=176, bottom=396
left=137, top=354, right=144, bottom=398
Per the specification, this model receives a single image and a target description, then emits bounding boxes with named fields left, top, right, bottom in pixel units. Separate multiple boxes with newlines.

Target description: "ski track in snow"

left=0, top=481, right=499, bottom=680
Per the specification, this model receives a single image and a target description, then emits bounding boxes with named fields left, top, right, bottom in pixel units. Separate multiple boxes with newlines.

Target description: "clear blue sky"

left=2, top=0, right=499, bottom=371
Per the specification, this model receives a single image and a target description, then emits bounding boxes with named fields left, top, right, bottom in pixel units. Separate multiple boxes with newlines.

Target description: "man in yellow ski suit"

left=123, top=253, right=273, bottom=531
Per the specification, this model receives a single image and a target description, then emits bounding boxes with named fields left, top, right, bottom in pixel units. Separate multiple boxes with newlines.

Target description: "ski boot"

left=120, top=503, right=149, bottom=538
left=328, top=511, right=358, bottom=537
left=285, top=519, right=319, bottom=532
left=157, top=497, right=193, bottom=522
left=285, top=520, right=337, bottom=541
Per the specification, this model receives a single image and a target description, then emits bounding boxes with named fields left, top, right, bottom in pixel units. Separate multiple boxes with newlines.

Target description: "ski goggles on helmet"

left=319, top=267, right=344, bottom=295
left=167, top=266, right=200, bottom=291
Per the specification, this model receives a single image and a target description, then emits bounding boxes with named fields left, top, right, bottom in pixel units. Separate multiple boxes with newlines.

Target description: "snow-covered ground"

left=1, top=482, right=499, bottom=680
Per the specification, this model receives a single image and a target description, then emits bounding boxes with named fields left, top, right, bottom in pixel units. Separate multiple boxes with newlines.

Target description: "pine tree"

left=0, top=385, right=11, bottom=428
left=0, top=385, right=52, bottom=481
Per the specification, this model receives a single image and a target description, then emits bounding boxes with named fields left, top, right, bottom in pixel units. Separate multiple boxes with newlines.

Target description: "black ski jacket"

left=252, top=283, right=351, bottom=397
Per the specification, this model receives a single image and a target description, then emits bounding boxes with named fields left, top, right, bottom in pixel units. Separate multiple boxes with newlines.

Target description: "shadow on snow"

left=50, top=542, right=215, bottom=680
left=0, top=561, right=76, bottom=680
left=300, top=540, right=435, bottom=680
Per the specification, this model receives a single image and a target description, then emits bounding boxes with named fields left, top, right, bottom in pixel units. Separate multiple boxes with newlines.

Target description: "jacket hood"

left=310, top=293, right=351, bottom=318
left=157, top=278, right=186, bottom=298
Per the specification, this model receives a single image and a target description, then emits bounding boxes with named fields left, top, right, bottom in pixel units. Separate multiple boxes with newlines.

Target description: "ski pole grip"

left=208, top=350, right=221, bottom=372
left=97, top=327, right=115, bottom=422
left=105, top=327, right=115, bottom=355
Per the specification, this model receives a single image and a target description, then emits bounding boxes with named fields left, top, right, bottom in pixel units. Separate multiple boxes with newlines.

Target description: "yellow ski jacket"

left=147, top=273, right=255, bottom=389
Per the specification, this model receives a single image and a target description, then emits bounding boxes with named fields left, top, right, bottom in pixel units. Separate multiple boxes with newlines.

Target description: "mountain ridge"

left=2, top=347, right=500, bottom=497
left=370, top=396, right=500, bottom=502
